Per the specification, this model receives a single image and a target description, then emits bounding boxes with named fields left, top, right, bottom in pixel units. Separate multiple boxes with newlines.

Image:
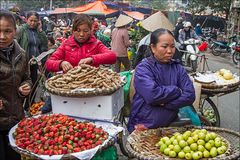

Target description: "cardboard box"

left=51, top=87, right=124, bottom=120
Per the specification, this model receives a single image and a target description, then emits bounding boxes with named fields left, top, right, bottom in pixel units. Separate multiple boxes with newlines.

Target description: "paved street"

left=203, top=50, right=240, bottom=132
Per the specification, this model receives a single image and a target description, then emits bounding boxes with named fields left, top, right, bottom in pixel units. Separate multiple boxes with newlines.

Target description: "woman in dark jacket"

left=16, top=11, right=47, bottom=109
left=128, top=29, right=195, bottom=133
left=0, top=10, right=32, bottom=160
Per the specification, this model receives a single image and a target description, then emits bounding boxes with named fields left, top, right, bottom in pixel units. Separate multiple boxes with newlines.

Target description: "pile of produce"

left=156, top=129, right=228, bottom=159
left=47, top=64, right=122, bottom=92
left=13, top=114, right=108, bottom=155
left=29, top=101, right=44, bottom=116
left=215, top=69, right=236, bottom=81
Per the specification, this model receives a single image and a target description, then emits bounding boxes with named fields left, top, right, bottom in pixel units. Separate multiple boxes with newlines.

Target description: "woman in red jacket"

left=45, top=14, right=116, bottom=72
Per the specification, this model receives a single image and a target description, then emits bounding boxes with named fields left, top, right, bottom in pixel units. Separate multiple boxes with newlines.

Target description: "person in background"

left=111, top=14, right=133, bottom=72
left=175, top=21, right=199, bottom=62
left=173, top=17, right=184, bottom=42
left=16, top=11, right=48, bottom=110
left=45, top=13, right=116, bottom=73
left=128, top=28, right=195, bottom=133
left=195, top=23, right=203, bottom=36
left=0, top=10, right=32, bottom=160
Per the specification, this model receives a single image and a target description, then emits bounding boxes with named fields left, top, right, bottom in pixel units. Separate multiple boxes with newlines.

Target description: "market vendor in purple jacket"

left=128, top=28, right=195, bottom=133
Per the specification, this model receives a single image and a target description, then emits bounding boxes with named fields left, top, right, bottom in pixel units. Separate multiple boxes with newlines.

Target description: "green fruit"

left=187, top=137, right=194, bottom=145
left=203, top=150, right=210, bottom=158
left=221, top=145, right=227, bottom=152
left=168, top=144, right=174, bottom=150
left=170, top=136, right=175, bottom=143
left=208, top=140, right=215, bottom=147
left=169, top=150, right=177, bottom=158
left=192, top=134, right=199, bottom=142
left=173, top=145, right=181, bottom=153
left=197, top=151, right=203, bottom=158
left=201, top=129, right=208, bottom=134
left=205, top=134, right=210, bottom=142
left=197, top=139, right=205, bottom=146
left=162, top=137, right=170, bottom=143
left=176, top=135, right=184, bottom=142
left=197, top=145, right=205, bottom=152
left=160, top=144, right=167, bottom=153
left=217, top=147, right=225, bottom=155
left=185, top=152, right=192, bottom=160
left=198, top=132, right=206, bottom=140
left=214, top=139, right=222, bottom=147
left=156, top=141, right=164, bottom=147
left=210, top=147, right=218, bottom=157
left=179, top=140, right=187, bottom=148
left=192, top=152, right=201, bottom=160
left=183, top=146, right=191, bottom=153
left=210, top=132, right=217, bottom=140
left=205, top=142, right=212, bottom=151
left=165, top=140, right=171, bottom=146
left=172, top=139, right=178, bottom=145
left=178, top=151, right=185, bottom=158
left=190, top=143, right=198, bottom=151
left=164, top=148, right=171, bottom=156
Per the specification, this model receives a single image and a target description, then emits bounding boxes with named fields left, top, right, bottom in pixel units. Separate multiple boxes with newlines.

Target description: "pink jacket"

left=45, top=35, right=116, bottom=72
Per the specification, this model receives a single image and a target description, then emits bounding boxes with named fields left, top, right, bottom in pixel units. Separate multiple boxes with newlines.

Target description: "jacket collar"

left=67, top=34, right=97, bottom=47
left=147, top=55, right=180, bottom=66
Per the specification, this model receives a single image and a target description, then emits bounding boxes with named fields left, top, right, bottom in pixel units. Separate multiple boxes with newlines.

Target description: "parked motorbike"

left=211, top=35, right=238, bottom=56
left=232, top=45, right=240, bottom=65
left=178, top=39, right=202, bottom=72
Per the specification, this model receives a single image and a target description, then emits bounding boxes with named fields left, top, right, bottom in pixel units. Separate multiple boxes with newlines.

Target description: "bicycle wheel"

left=200, top=98, right=220, bottom=127
left=198, top=114, right=212, bottom=126
left=115, top=108, right=131, bottom=157
left=232, top=51, right=240, bottom=65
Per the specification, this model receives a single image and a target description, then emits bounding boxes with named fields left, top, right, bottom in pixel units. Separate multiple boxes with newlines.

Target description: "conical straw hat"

left=142, top=11, right=174, bottom=32
left=115, top=14, right=133, bottom=27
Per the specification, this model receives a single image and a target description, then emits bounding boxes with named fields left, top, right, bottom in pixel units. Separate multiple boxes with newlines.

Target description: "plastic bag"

left=119, top=71, right=132, bottom=102
left=179, top=106, right=201, bottom=126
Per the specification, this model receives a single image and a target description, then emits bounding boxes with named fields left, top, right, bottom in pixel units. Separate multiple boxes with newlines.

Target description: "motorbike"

left=232, top=45, right=240, bottom=65
left=177, top=39, right=202, bottom=72
left=211, top=35, right=238, bottom=56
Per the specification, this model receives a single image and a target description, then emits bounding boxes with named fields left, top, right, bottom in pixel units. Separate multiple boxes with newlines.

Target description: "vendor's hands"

left=19, top=83, right=31, bottom=96
left=60, top=61, right=73, bottom=73
left=78, top=57, right=93, bottom=65
left=134, top=124, right=148, bottom=132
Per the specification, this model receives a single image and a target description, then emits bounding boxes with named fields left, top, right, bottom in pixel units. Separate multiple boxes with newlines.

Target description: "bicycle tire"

left=232, top=51, right=240, bottom=65
left=200, top=98, right=220, bottom=127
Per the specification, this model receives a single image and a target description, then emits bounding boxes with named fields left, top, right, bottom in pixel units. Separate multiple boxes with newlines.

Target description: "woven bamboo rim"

left=45, top=80, right=124, bottom=97
left=15, top=134, right=116, bottom=160
left=201, top=85, right=239, bottom=94
left=126, top=126, right=240, bottom=160
left=199, top=80, right=240, bottom=89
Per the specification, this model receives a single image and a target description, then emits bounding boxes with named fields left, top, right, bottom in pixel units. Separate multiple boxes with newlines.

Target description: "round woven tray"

left=45, top=80, right=124, bottom=97
left=126, top=126, right=240, bottom=160
left=17, top=138, right=116, bottom=160
left=201, top=85, right=239, bottom=94
left=198, top=80, right=240, bottom=89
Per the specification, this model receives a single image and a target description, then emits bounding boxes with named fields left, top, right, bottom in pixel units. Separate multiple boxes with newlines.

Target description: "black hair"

left=0, top=9, right=16, bottom=28
left=150, top=28, right=174, bottom=46
left=47, top=36, right=55, bottom=45
left=26, top=11, right=39, bottom=19
left=72, top=14, right=93, bottom=31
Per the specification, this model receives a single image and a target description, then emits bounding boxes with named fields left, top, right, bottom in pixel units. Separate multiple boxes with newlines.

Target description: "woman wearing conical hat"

left=111, top=14, right=133, bottom=72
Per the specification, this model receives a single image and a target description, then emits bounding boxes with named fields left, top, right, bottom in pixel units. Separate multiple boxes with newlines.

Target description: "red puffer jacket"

left=45, top=35, right=116, bottom=72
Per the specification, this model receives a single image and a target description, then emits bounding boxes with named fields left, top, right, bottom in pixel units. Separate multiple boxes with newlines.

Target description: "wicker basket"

left=45, top=80, right=124, bottom=98
left=200, top=80, right=240, bottom=89
left=126, top=126, right=240, bottom=160
left=16, top=133, right=117, bottom=160
left=201, top=85, right=239, bottom=94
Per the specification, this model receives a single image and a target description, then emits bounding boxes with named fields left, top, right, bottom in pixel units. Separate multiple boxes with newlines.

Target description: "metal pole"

left=50, top=0, right=53, bottom=10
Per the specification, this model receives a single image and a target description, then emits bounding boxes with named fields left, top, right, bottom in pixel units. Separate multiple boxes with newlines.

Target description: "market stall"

left=9, top=64, right=125, bottom=159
